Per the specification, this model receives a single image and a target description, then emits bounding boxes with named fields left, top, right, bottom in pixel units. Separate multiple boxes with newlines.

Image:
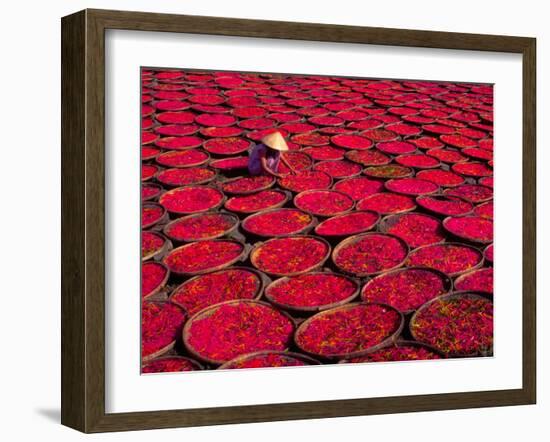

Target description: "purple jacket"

left=248, top=143, right=280, bottom=175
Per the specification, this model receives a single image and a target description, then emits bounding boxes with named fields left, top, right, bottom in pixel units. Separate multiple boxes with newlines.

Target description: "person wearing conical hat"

left=248, top=131, right=298, bottom=177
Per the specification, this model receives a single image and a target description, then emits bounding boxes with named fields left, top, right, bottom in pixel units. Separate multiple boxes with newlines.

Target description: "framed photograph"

left=61, top=9, right=536, bottom=433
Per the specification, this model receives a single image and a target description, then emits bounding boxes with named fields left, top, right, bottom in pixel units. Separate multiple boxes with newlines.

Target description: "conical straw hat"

left=261, top=131, right=289, bottom=151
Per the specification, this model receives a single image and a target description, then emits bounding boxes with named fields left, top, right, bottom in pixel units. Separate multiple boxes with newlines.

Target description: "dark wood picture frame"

left=61, top=9, right=536, bottom=433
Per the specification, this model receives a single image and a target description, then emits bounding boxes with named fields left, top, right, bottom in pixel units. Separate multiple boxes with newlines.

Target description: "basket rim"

left=141, top=355, right=205, bottom=372
left=182, top=299, right=296, bottom=365
left=483, top=243, right=494, bottom=263
left=294, top=301, right=404, bottom=360
left=338, top=339, right=445, bottom=363
left=217, top=350, right=322, bottom=370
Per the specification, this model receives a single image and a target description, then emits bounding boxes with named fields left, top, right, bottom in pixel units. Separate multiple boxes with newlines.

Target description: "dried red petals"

left=296, top=304, right=402, bottom=358
left=331, top=134, right=373, bottom=150
left=347, top=344, right=441, bottom=363
left=243, top=209, right=313, bottom=236
left=142, top=357, right=201, bottom=373
left=142, top=231, right=165, bottom=259
left=222, top=175, right=274, bottom=194
left=278, top=170, right=332, bottom=192
left=411, top=294, right=493, bottom=356
left=266, top=273, right=358, bottom=309
left=142, top=302, right=186, bottom=359
left=357, top=193, right=416, bottom=215
left=185, top=301, right=294, bottom=363
left=221, top=352, right=312, bottom=369
left=362, top=268, right=447, bottom=312
left=334, top=233, right=408, bottom=276
left=416, top=195, right=473, bottom=216
left=160, top=186, right=223, bottom=214
left=156, top=150, right=209, bottom=168
left=385, top=178, right=439, bottom=196
left=164, top=213, right=237, bottom=242
left=294, top=190, right=354, bottom=216
left=164, top=240, right=244, bottom=274
left=252, top=236, right=329, bottom=276
left=156, top=167, right=215, bottom=186
left=171, top=268, right=261, bottom=315
left=315, top=211, right=379, bottom=236
left=142, top=262, right=168, bottom=297
left=203, top=137, right=250, bottom=155
left=384, top=213, right=445, bottom=248
left=224, top=190, right=287, bottom=213
left=443, top=216, right=493, bottom=243
left=406, top=243, right=482, bottom=275
left=455, top=268, right=493, bottom=293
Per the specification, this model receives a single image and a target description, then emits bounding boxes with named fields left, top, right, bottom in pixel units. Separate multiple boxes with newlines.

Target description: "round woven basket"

left=409, top=292, right=494, bottom=357
left=264, top=271, right=360, bottom=313
left=332, top=232, right=410, bottom=277
left=141, top=355, right=204, bottom=373
left=182, top=299, right=296, bottom=365
left=294, top=302, right=404, bottom=360
left=293, top=189, right=355, bottom=218
left=163, top=211, right=240, bottom=243
left=242, top=208, right=318, bottom=238
left=360, top=266, right=452, bottom=315
left=250, top=235, right=332, bottom=277
left=169, top=266, right=268, bottom=314
left=142, top=261, right=171, bottom=300
left=218, top=350, right=321, bottom=370
left=405, top=242, right=484, bottom=277
left=163, top=239, right=249, bottom=276
left=338, top=339, right=445, bottom=363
